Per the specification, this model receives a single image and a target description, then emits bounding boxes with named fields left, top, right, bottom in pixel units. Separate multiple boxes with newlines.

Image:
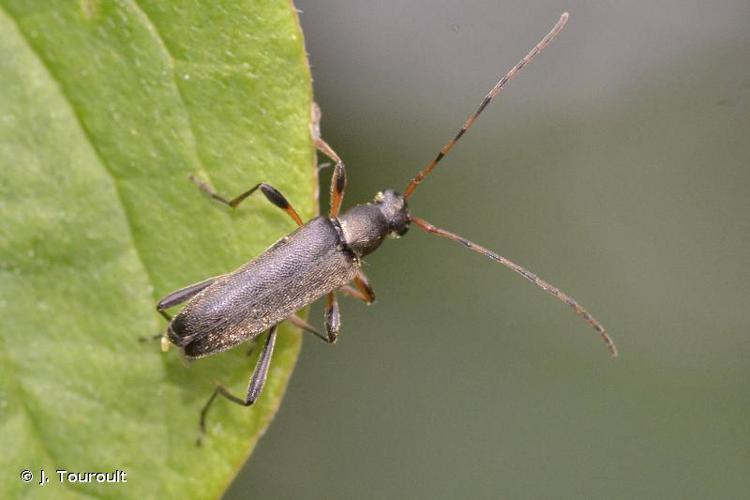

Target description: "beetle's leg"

left=156, top=276, right=219, bottom=321
left=339, top=272, right=376, bottom=304
left=353, top=272, right=376, bottom=304
left=142, top=277, right=221, bottom=349
left=328, top=160, right=347, bottom=218
left=197, top=324, right=279, bottom=445
left=311, top=102, right=347, bottom=217
left=324, top=292, right=341, bottom=343
left=311, top=102, right=323, bottom=215
left=316, top=140, right=346, bottom=218
left=287, top=314, right=331, bottom=344
left=190, top=176, right=303, bottom=227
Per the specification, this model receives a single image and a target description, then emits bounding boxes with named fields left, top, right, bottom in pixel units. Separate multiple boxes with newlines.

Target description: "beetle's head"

left=373, top=189, right=410, bottom=237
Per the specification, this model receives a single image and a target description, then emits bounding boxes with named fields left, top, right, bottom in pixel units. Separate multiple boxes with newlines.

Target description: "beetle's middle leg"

left=197, top=324, right=279, bottom=445
left=287, top=314, right=332, bottom=344
left=324, top=292, right=341, bottom=343
left=190, top=177, right=304, bottom=227
left=323, top=273, right=375, bottom=344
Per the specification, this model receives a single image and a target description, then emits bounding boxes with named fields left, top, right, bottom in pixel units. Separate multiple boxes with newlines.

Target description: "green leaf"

left=0, top=1, right=315, bottom=498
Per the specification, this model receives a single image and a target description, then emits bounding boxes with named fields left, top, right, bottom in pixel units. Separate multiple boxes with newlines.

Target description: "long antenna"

left=412, top=216, right=618, bottom=357
left=403, top=13, right=569, bottom=200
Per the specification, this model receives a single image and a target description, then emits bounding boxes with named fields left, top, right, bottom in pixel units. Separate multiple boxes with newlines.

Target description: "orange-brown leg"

left=328, top=161, right=346, bottom=218
left=353, top=272, right=376, bottom=303
left=311, top=102, right=348, bottom=217
left=191, top=176, right=303, bottom=227
left=339, top=271, right=376, bottom=304
left=315, top=142, right=347, bottom=218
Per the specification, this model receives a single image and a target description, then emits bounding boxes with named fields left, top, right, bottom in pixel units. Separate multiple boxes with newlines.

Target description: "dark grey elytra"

left=152, top=13, right=617, bottom=445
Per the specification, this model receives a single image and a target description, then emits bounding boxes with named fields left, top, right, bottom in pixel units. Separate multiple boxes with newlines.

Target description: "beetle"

left=154, top=13, right=617, bottom=443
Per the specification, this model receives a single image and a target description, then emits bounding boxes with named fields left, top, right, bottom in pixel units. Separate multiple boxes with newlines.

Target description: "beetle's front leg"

left=339, top=271, right=376, bottom=304
left=328, top=159, right=346, bottom=218
left=311, top=103, right=348, bottom=218
left=197, top=324, right=279, bottom=445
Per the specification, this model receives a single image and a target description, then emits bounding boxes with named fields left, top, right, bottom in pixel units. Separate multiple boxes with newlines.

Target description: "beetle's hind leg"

left=197, top=324, right=279, bottom=446
left=142, top=277, right=220, bottom=350
left=156, top=276, right=219, bottom=321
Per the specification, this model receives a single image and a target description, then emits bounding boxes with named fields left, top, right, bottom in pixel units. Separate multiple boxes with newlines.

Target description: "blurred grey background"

left=228, top=1, right=750, bottom=498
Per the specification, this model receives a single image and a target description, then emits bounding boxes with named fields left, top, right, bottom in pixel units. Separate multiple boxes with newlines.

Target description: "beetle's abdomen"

left=170, top=217, right=359, bottom=358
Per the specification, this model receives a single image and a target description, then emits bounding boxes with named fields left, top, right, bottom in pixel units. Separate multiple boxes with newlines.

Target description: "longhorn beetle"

left=155, top=13, right=617, bottom=444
